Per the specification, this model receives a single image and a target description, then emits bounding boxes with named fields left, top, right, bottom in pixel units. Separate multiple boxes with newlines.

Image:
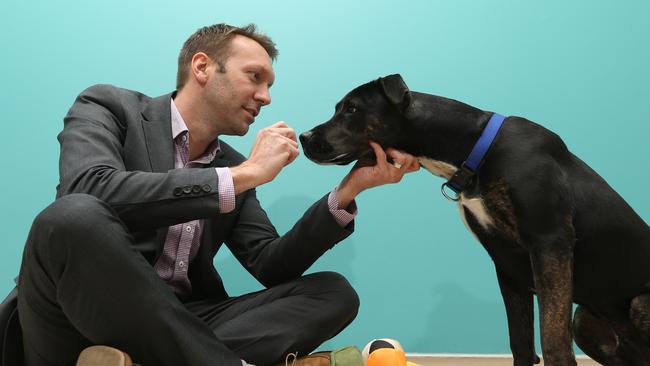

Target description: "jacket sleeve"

left=225, top=190, right=354, bottom=288
left=56, top=85, right=224, bottom=231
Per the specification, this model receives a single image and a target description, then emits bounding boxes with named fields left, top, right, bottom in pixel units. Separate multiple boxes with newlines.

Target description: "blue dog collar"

left=441, top=113, right=507, bottom=201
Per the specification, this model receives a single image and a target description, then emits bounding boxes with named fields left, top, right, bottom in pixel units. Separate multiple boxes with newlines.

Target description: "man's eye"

left=249, top=72, right=259, bottom=81
left=346, top=106, right=357, bottom=113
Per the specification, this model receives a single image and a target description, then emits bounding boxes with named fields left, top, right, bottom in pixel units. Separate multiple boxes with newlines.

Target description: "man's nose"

left=255, top=87, right=271, bottom=106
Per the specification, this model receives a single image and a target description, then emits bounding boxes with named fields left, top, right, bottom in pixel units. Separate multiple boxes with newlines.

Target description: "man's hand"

left=336, top=141, right=420, bottom=209
left=231, top=121, right=299, bottom=194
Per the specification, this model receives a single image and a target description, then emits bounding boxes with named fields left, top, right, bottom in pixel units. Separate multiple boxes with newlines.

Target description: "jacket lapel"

left=211, top=152, right=230, bottom=168
left=141, top=92, right=175, bottom=173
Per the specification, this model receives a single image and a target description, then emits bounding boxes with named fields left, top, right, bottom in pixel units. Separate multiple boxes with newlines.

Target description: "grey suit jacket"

left=54, top=84, right=355, bottom=301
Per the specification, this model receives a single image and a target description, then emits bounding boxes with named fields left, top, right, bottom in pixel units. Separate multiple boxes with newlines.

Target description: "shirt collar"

left=170, top=99, right=221, bottom=161
left=170, top=98, right=189, bottom=140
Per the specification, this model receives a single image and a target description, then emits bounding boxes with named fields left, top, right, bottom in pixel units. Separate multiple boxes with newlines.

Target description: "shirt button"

left=181, top=135, right=187, bottom=142
left=178, top=260, right=185, bottom=267
left=185, top=225, right=192, bottom=232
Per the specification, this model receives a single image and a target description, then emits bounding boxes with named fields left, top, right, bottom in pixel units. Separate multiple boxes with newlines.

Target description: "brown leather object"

left=76, top=345, right=133, bottom=366
left=278, top=351, right=331, bottom=366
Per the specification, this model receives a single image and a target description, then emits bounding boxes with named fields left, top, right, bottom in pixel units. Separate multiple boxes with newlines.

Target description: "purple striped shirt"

left=154, top=100, right=356, bottom=295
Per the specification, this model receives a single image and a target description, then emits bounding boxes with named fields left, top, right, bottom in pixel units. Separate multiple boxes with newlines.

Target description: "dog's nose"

left=299, top=131, right=313, bottom=145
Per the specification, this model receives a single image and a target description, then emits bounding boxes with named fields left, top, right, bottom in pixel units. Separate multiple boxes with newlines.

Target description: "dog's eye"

left=346, top=106, right=357, bottom=114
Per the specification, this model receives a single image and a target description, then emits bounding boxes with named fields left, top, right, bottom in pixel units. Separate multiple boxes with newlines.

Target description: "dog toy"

left=361, top=339, right=420, bottom=366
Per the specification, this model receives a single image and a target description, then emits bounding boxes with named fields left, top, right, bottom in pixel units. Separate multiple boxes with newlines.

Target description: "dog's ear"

left=378, top=74, right=411, bottom=113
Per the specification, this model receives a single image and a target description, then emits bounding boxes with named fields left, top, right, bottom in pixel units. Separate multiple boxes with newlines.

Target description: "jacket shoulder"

left=66, top=84, right=156, bottom=130
left=76, top=84, right=152, bottom=108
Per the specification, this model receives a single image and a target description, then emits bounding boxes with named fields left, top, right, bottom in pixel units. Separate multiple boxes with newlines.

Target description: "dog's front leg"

left=496, top=268, right=540, bottom=366
left=529, top=238, right=576, bottom=366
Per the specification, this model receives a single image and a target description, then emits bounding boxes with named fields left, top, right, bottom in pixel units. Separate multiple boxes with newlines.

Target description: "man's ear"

left=191, top=52, right=211, bottom=85
left=378, top=74, right=411, bottom=113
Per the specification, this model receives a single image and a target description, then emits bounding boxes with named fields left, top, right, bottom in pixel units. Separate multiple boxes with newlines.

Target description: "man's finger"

left=269, top=132, right=298, bottom=148
left=386, top=148, right=420, bottom=172
left=282, top=135, right=299, bottom=148
left=269, top=121, right=289, bottom=129
left=285, top=146, right=300, bottom=165
left=272, top=127, right=297, bottom=142
left=369, top=141, right=387, bottom=165
left=386, top=148, right=411, bottom=162
left=408, top=158, right=421, bottom=172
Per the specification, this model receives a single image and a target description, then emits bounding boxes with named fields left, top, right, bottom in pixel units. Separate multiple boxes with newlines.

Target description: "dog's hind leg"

left=496, top=268, right=540, bottom=366
left=630, top=293, right=650, bottom=345
left=574, top=304, right=650, bottom=366
left=573, top=305, right=626, bottom=365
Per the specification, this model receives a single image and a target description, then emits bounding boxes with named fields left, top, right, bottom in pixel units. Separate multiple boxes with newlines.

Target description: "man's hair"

left=176, top=23, right=278, bottom=90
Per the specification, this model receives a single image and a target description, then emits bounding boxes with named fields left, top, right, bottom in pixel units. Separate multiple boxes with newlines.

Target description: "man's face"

left=206, top=35, right=275, bottom=136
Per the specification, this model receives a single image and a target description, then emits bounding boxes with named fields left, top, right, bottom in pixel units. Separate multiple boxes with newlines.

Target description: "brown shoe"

left=279, top=352, right=330, bottom=366
left=76, top=345, right=133, bottom=366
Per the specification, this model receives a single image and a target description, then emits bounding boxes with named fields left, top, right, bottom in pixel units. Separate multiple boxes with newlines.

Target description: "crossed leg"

left=17, top=194, right=359, bottom=366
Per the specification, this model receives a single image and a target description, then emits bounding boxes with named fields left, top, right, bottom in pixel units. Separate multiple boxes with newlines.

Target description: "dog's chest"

left=460, top=184, right=521, bottom=245
left=458, top=196, right=494, bottom=234
left=418, top=157, right=519, bottom=241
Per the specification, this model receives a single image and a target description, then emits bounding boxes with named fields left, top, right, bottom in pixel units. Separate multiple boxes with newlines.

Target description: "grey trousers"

left=17, top=194, right=359, bottom=366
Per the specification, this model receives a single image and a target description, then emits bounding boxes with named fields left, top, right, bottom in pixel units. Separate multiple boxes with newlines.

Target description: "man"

left=14, top=23, right=420, bottom=366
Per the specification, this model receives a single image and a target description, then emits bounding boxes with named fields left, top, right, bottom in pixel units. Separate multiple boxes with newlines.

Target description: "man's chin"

left=220, top=121, right=250, bottom=137
left=235, top=122, right=251, bottom=136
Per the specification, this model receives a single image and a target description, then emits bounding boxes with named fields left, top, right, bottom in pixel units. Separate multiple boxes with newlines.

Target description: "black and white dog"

left=300, top=74, right=650, bottom=366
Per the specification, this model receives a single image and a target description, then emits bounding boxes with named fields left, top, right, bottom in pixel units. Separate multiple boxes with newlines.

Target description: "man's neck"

left=174, top=89, right=219, bottom=161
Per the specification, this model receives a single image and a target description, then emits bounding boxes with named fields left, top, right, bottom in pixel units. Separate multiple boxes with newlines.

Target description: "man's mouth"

left=243, top=107, right=259, bottom=119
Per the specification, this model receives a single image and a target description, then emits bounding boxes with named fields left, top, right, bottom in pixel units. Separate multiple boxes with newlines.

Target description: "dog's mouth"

left=328, top=152, right=358, bottom=165
left=308, top=152, right=357, bottom=166
left=300, top=129, right=374, bottom=166
left=305, top=149, right=375, bottom=167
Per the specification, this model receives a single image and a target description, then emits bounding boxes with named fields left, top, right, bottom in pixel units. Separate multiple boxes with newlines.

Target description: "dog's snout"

left=299, top=128, right=336, bottom=162
left=299, top=131, right=313, bottom=145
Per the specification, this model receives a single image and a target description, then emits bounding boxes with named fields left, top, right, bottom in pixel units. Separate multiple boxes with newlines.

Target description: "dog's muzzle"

left=298, top=130, right=313, bottom=146
left=299, top=130, right=334, bottom=162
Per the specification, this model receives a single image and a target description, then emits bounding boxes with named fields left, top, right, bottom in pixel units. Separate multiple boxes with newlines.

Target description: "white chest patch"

left=417, top=157, right=457, bottom=180
left=458, top=194, right=494, bottom=232
left=417, top=156, right=494, bottom=233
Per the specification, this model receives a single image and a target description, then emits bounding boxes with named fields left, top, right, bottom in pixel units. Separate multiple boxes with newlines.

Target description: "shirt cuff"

left=215, top=167, right=235, bottom=213
left=327, top=186, right=357, bottom=227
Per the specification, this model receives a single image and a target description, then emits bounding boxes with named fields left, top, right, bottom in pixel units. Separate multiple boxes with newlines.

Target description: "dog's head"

left=300, top=74, right=412, bottom=166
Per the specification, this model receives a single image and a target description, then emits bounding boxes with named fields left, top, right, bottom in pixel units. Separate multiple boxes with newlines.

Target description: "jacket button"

left=173, top=187, right=182, bottom=196
left=202, top=184, right=212, bottom=193
left=182, top=186, right=192, bottom=194
left=192, top=185, right=201, bottom=194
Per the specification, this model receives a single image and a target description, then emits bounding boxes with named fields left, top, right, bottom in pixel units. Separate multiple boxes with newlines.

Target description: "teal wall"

left=1, top=0, right=648, bottom=355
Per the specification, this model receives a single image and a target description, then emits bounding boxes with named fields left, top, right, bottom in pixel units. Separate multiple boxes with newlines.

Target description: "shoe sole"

left=76, top=345, right=132, bottom=366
